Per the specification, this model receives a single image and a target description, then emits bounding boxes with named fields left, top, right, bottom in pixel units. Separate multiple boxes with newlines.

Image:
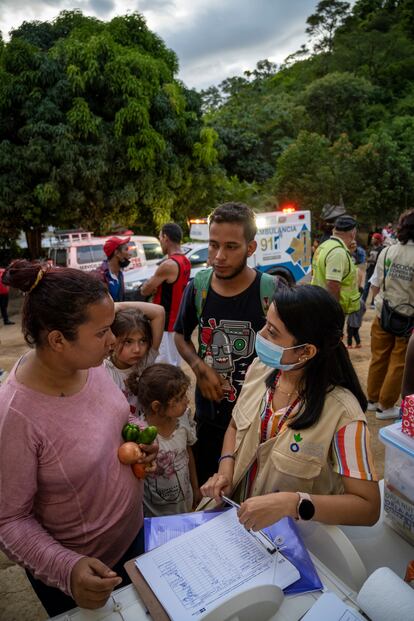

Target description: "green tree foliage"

left=0, top=11, right=218, bottom=256
left=306, top=0, right=351, bottom=54
left=201, top=0, right=414, bottom=223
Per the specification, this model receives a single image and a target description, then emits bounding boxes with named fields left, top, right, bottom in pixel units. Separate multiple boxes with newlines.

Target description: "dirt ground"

left=0, top=297, right=390, bottom=621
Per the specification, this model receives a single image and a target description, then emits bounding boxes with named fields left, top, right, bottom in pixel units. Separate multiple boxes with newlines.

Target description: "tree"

left=0, top=11, right=218, bottom=257
left=302, top=72, right=373, bottom=141
left=306, top=0, right=351, bottom=55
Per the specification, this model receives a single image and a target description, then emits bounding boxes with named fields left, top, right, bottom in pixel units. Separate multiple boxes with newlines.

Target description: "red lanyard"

left=260, top=371, right=300, bottom=442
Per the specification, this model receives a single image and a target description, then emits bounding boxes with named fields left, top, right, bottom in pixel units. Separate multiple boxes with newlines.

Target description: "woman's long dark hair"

left=266, top=284, right=367, bottom=430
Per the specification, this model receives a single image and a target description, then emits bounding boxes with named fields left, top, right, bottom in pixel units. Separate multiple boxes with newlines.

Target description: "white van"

left=48, top=232, right=164, bottom=272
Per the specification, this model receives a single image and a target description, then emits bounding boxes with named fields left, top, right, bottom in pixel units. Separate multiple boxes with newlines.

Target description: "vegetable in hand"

left=118, top=442, right=143, bottom=465
left=138, top=426, right=158, bottom=445
left=121, top=423, right=158, bottom=445
left=122, top=423, right=141, bottom=443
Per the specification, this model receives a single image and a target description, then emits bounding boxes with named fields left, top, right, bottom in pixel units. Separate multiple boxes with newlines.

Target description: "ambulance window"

left=91, top=245, right=105, bottom=262
left=143, top=242, right=164, bottom=261
left=55, top=249, right=67, bottom=267
left=77, top=246, right=93, bottom=264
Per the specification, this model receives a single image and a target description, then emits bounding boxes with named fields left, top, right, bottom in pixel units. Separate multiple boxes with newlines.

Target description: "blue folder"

left=144, top=510, right=323, bottom=595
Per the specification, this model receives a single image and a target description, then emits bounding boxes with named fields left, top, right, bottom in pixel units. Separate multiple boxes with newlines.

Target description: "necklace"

left=275, top=378, right=298, bottom=397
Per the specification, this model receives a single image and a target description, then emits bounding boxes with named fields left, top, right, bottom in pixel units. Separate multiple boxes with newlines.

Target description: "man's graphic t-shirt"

left=174, top=272, right=267, bottom=430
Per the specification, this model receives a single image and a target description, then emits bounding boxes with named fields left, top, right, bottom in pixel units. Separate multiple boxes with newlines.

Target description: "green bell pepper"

left=138, top=425, right=158, bottom=445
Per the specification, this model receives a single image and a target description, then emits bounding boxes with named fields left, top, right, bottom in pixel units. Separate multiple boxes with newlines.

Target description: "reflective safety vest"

left=311, top=237, right=360, bottom=314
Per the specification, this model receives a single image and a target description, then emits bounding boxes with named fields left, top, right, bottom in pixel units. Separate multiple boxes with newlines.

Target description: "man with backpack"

left=174, top=203, right=280, bottom=484
left=311, top=215, right=360, bottom=317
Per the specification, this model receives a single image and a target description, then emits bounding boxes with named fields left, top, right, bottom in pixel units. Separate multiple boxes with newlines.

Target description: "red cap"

left=372, top=233, right=383, bottom=242
left=103, top=236, right=130, bottom=257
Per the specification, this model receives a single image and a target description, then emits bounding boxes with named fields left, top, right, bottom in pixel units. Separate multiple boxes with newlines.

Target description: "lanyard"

left=260, top=371, right=300, bottom=442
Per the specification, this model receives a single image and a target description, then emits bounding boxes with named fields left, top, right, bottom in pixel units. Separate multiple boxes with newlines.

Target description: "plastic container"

left=379, top=422, right=414, bottom=545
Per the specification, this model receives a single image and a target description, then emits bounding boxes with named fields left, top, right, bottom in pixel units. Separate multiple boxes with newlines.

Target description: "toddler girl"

left=130, top=363, right=200, bottom=516
left=104, top=302, right=164, bottom=413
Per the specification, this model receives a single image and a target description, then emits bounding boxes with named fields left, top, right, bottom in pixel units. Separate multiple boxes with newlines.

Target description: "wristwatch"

left=296, top=492, right=315, bottom=521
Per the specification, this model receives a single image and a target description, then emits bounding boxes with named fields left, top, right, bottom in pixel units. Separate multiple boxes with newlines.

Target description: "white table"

left=50, top=553, right=362, bottom=621
left=50, top=482, right=414, bottom=621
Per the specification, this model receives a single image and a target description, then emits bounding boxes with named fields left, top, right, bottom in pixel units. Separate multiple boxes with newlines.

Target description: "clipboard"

left=124, top=558, right=170, bottom=621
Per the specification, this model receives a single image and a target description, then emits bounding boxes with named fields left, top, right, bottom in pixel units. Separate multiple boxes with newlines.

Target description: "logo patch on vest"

left=290, top=433, right=302, bottom=453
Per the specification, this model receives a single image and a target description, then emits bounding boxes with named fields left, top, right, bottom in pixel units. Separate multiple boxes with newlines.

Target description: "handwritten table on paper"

left=135, top=508, right=300, bottom=620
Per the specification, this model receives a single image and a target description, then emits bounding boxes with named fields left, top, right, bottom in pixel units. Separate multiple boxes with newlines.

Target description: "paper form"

left=301, top=592, right=365, bottom=620
left=135, top=508, right=300, bottom=620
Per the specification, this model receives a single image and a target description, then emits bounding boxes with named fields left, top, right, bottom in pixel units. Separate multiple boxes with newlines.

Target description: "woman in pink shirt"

left=0, top=260, right=158, bottom=616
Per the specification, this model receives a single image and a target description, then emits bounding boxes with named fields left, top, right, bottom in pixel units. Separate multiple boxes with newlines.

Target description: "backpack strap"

left=194, top=267, right=213, bottom=321
left=259, top=272, right=278, bottom=314
left=194, top=268, right=278, bottom=319
left=382, top=248, right=390, bottom=293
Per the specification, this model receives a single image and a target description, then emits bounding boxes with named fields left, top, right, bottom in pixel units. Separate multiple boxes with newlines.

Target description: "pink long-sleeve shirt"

left=0, top=363, right=143, bottom=596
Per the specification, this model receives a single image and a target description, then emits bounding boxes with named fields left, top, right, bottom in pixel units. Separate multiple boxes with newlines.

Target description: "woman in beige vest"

left=200, top=285, right=380, bottom=529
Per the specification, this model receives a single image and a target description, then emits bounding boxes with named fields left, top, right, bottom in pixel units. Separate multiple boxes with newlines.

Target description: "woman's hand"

left=200, top=473, right=232, bottom=503
left=71, top=557, right=122, bottom=609
left=138, top=440, right=158, bottom=464
left=238, top=492, right=298, bottom=531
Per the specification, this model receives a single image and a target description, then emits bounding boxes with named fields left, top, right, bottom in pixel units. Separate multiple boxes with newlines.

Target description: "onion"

left=118, top=442, right=143, bottom=465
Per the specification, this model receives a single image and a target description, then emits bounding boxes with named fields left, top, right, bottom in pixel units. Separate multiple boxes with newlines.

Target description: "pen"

left=221, top=495, right=277, bottom=555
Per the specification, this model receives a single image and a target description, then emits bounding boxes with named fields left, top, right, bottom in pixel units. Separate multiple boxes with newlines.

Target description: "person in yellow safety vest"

left=311, top=215, right=361, bottom=316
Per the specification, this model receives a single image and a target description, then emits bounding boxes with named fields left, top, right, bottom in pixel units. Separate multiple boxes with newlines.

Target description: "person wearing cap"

left=311, top=215, right=360, bottom=317
left=98, top=237, right=131, bottom=302
left=361, top=233, right=384, bottom=304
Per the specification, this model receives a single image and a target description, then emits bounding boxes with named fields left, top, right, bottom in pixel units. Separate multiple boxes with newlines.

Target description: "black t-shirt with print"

left=174, top=271, right=267, bottom=430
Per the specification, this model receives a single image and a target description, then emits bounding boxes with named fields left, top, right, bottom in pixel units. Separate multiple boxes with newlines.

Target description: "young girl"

left=130, top=363, right=200, bottom=516
left=104, top=302, right=164, bottom=414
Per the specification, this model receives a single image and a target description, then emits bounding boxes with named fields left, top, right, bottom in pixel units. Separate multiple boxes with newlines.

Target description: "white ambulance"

left=189, top=207, right=312, bottom=284
left=48, top=231, right=164, bottom=272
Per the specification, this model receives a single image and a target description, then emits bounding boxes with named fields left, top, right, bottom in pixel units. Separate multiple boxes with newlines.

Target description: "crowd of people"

left=1, top=202, right=413, bottom=616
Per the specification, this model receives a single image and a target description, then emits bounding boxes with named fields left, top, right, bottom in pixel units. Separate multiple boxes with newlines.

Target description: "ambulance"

left=189, top=207, right=312, bottom=284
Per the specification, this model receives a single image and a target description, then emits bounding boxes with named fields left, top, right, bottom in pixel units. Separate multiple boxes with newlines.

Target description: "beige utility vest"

left=230, top=359, right=367, bottom=499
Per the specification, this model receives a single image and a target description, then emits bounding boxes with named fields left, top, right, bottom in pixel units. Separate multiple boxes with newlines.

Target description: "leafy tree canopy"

left=0, top=10, right=218, bottom=256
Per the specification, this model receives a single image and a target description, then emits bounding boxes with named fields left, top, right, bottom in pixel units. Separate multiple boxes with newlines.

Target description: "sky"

left=0, top=0, right=324, bottom=90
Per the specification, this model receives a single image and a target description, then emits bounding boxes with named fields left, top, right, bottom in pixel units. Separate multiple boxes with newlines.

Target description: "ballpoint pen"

left=221, top=494, right=278, bottom=554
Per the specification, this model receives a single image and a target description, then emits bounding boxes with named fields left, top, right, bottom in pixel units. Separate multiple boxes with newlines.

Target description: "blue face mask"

left=255, top=332, right=306, bottom=370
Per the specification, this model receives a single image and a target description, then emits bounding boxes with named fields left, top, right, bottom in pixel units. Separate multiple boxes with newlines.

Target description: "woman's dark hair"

left=397, top=208, right=414, bottom=244
left=111, top=308, right=152, bottom=364
left=133, top=363, right=190, bottom=413
left=266, top=284, right=367, bottom=430
left=2, top=260, right=109, bottom=346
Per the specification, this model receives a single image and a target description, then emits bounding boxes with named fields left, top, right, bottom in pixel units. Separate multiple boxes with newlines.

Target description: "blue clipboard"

left=144, top=510, right=323, bottom=595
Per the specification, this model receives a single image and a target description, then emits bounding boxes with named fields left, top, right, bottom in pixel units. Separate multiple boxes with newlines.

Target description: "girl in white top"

left=104, top=302, right=164, bottom=414
left=132, top=363, right=200, bottom=516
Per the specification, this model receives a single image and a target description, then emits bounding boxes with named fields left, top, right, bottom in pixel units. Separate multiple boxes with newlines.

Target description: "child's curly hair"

left=128, top=363, right=190, bottom=412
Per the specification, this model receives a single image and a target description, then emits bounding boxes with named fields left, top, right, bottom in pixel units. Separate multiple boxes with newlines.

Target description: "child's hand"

left=138, top=440, right=158, bottom=464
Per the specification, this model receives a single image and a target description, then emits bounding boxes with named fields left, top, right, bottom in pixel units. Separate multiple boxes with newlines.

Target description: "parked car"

left=124, top=243, right=209, bottom=300
left=48, top=232, right=164, bottom=272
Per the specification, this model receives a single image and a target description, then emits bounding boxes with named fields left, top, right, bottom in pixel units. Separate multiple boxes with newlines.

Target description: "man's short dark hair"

left=209, top=202, right=257, bottom=242
left=161, top=223, right=183, bottom=244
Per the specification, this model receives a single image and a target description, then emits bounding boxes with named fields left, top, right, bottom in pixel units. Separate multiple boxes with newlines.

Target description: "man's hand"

left=71, top=557, right=122, bottom=609
left=194, top=361, right=226, bottom=401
